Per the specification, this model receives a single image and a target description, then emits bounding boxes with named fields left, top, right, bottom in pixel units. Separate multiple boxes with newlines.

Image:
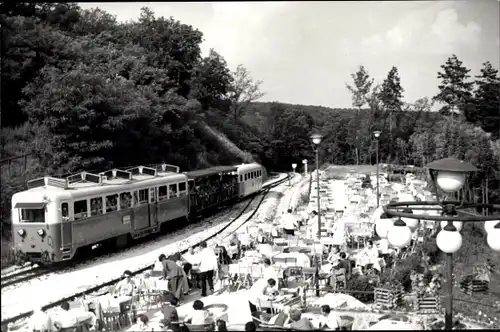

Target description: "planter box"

left=460, top=279, right=489, bottom=295
left=417, top=296, right=441, bottom=313
left=374, top=287, right=403, bottom=309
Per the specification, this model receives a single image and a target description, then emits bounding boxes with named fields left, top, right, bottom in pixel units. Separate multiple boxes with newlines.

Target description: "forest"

left=1, top=2, right=499, bottom=237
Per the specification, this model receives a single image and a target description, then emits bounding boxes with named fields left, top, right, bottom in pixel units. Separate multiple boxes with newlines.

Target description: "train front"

left=11, top=189, right=66, bottom=264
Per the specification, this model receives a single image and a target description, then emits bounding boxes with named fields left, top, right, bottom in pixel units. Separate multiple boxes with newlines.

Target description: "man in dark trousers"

left=195, top=241, right=218, bottom=297
left=159, top=254, right=185, bottom=300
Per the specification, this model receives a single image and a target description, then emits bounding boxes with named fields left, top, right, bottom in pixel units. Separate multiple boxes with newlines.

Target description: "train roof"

left=236, top=163, right=262, bottom=172
left=21, top=164, right=185, bottom=194
left=186, top=166, right=238, bottom=179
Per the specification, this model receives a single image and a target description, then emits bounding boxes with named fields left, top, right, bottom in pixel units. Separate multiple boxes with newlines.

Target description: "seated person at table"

left=270, top=224, right=280, bottom=238
left=136, top=313, right=160, bottom=331
left=28, top=306, right=53, bottom=332
left=244, top=321, right=257, bottom=332
left=316, top=305, right=339, bottom=330
left=247, top=278, right=280, bottom=316
left=113, top=270, right=135, bottom=296
left=160, top=293, right=180, bottom=331
left=358, top=241, right=379, bottom=263
left=285, top=309, right=315, bottom=331
left=183, top=300, right=213, bottom=325
left=335, top=252, right=352, bottom=280
left=238, top=229, right=253, bottom=251
left=327, top=246, right=341, bottom=265
left=159, top=254, right=186, bottom=300
left=229, top=233, right=241, bottom=259
left=256, top=228, right=267, bottom=244
left=53, top=302, right=97, bottom=331
left=216, top=319, right=228, bottom=332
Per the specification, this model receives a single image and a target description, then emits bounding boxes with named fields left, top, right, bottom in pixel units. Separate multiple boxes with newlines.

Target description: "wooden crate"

left=374, top=287, right=403, bottom=309
left=417, top=296, right=441, bottom=313
left=459, top=280, right=489, bottom=294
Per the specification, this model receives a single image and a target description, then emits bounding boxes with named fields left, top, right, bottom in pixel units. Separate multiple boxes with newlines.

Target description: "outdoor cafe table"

left=81, top=294, right=133, bottom=320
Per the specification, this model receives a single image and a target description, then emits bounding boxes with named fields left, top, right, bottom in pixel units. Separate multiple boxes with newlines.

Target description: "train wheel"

left=116, top=234, right=130, bottom=249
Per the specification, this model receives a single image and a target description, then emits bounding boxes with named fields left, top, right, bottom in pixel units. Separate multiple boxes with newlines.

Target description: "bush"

left=380, top=254, right=424, bottom=292
left=347, top=276, right=375, bottom=303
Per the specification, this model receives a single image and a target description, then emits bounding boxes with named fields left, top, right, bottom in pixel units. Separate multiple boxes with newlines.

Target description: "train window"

left=158, top=185, right=168, bottom=201
left=90, top=197, right=103, bottom=216
left=169, top=184, right=178, bottom=198
left=119, top=192, right=132, bottom=209
left=244, top=174, right=247, bottom=181
left=149, top=188, right=156, bottom=203
left=178, top=182, right=187, bottom=196
left=106, top=194, right=118, bottom=213
left=138, top=189, right=148, bottom=204
left=74, top=200, right=88, bottom=220
left=61, top=203, right=69, bottom=221
left=20, top=207, right=46, bottom=223
left=133, top=191, right=139, bottom=207
left=240, top=175, right=243, bottom=182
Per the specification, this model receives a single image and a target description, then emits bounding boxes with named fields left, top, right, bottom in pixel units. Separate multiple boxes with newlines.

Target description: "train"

left=10, top=163, right=265, bottom=264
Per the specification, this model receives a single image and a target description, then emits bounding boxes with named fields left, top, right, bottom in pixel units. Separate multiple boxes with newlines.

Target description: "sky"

left=78, top=1, right=500, bottom=109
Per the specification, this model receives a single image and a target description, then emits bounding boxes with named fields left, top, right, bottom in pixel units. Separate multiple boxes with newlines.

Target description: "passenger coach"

left=11, top=164, right=188, bottom=263
left=237, top=163, right=264, bottom=197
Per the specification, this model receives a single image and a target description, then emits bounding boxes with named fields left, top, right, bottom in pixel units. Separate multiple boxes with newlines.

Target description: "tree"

left=346, top=65, right=375, bottom=164
left=228, top=65, right=265, bottom=119
left=433, top=54, right=474, bottom=116
left=470, top=61, right=500, bottom=139
left=190, top=49, right=233, bottom=110
left=346, top=65, right=375, bottom=109
left=378, top=66, right=405, bottom=162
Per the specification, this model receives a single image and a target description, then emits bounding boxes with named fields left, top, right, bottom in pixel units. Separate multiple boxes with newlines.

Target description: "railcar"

left=236, top=163, right=264, bottom=198
left=186, top=166, right=239, bottom=215
left=11, top=164, right=189, bottom=263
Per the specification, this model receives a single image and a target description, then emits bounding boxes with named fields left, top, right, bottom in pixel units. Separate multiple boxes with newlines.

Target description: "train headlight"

left=37, top=229, right=46, bottom=237
left=17, top=229, right=26, bottom=237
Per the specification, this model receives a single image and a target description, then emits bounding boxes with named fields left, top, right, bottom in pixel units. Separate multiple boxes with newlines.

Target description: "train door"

left=60, top=202, right=73, bottom=256
left=148, top=188, right=158, bottom=228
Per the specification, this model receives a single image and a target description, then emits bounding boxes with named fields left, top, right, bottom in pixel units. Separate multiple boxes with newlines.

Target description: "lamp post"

left=302, top=159, right=308, bottom=176
left=290, top=163, right=297, bottom=186
left=373, top=130, right=381, bottom=207
left=380, top=157, right=500, bottom=330
left=310, top=133, right=323, bottom=239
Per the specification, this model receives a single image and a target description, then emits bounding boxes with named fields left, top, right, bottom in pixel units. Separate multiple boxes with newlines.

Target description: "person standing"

left=283, top=209, right=298, bottom=236
left=196, top=241, right=218, bottom=297
left=159, top=254, right=186, bottom=300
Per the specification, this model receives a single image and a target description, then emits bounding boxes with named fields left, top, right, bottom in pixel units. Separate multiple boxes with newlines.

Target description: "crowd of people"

left=27, top=201, right=406, bottom=332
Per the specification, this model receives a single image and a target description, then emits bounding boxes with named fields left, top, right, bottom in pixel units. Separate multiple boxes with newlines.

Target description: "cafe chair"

left=102, top=310, right=121, bottom=332
left=331, top=268, right=347, bottom=293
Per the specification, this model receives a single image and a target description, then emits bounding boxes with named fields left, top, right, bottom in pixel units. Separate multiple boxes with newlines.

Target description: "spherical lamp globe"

left=484, top=220, right=499, bottom=234
left=401, top=209, right=419, bottom=232
left=387, top=219, right=412, bottom=248
left=440, top=220, right=463, bottom=232
left=375, top=215, right=393, bottom=239
left=436, top=171, right=466, bottom=193
left=436, top=225, right=463, bottom=254
left=487, top=222, right=500, bottom=252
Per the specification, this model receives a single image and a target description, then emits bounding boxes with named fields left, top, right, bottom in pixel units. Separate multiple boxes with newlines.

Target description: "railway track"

left=1, top=173, right=292, bottom=327
left=0, top=267, right=54, bottom=288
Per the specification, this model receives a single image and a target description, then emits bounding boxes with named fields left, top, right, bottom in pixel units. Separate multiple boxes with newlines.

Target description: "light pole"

left=290, top=163, right=297, bottom=186
left=310, top=133, right=323, bottom=239
left=302, top=159, right=308, bottom=176
left=373, top=130, right=381, bottom=207
left=379, top=157, right=500, bottom=330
